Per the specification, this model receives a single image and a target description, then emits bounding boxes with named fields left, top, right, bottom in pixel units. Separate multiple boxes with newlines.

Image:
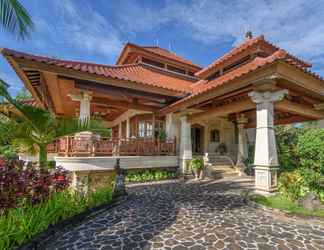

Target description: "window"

left=166, top=64, right=186, bottom=74
left=138, top=120, right=153, bottom=137
left=210, top=129, right=220, bottom=142
left=142, top=57, right=165, bottom=68
left=139, top=121, right=145, bottom=137
left=146, top=122, right=153, bottom=137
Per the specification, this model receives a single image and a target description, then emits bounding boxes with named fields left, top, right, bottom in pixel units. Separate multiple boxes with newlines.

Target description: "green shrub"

left=191, top=157, right=204, bottom=170
left=297, top=129, right=324, bottom=175
left=275, top=125, right=301, bottom=171
left=0, top=186, right=113, bottom=250
left=278, top=170, right=308, bottom=201
left=125, top=169, right=176, bottom=183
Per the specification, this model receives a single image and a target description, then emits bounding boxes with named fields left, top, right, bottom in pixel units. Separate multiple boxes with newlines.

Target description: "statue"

left=113, top=158, right=127, bottom=197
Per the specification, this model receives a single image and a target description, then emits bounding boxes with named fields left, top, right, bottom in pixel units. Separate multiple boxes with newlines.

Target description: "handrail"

left=49, top=136, right=177, bottom=157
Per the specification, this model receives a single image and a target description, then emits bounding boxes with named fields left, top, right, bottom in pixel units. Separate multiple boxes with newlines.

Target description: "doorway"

left=191, top=124, right=204, bottom=154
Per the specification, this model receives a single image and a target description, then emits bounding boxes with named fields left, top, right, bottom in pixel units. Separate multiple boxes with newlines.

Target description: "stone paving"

left=45, top=178, right=324, bottom=250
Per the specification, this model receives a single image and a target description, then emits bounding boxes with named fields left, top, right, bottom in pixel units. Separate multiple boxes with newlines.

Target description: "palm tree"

left=0, top=79, right=107, bottom=168
left=0, top=0, right=33, bottom=39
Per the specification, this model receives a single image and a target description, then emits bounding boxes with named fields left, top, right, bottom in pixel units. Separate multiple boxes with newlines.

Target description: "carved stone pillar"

left=249, top=89, right=288, bottom=192
left=126, top=118, right=130, bottom=138
left=179, top=116, right=192, bottom=175
left=236, top=114, right=248, bottom=176
left=166, top=113, right=177, bottom=139
left=69, top=92, right=92, bottom=122
left=69, top=92, right=93, bottom=139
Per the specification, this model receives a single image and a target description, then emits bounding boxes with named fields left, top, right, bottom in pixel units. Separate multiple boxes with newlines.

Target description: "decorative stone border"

left=246, top=196, right=324, bottom=227
left=17, top=195, right=129, bottom=250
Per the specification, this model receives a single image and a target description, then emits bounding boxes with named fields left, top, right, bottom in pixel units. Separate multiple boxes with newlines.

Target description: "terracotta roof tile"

left=161, top=49, right=321, bottom=113
left=196, top=35, right=311, bottom=78
left=141, top=46, right=201, bottom=69
left=1, top=48, right=194, bottom=95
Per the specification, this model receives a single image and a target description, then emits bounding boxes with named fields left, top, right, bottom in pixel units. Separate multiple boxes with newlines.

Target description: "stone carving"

left=298, top=192, right=323, bottom=211
left=113, top=158, right=127, bottom=197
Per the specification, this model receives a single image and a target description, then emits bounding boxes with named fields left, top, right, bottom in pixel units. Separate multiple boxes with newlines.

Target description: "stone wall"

left=71, top=170, right=116, bottom=193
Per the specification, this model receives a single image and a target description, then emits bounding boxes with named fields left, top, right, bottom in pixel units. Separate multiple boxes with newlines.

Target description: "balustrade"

left=47, top=136, right=176, bottom=157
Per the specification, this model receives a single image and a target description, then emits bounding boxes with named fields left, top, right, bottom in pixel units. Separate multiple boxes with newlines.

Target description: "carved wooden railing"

left=48, top=136, right=176, bottom=157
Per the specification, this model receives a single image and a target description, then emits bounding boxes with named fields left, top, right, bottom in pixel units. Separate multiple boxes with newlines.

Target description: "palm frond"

left=0, top=0, right=33, bottom=39
left=53, top=117, right=107, bottom=140
left=0, top=79, right=52, bottom=134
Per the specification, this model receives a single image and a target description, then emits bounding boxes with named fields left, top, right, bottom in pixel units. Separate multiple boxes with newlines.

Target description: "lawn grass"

left=250, top=194, right=324, bottom=218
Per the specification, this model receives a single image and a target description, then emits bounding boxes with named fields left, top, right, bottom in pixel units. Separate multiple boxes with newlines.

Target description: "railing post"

left=91, top=140, right=96, bottom=157
left=174, top=136, right=176, bottom=156
left=157, top=138, right=160, bottom=155
left=65, top=136, right=70, bottom=157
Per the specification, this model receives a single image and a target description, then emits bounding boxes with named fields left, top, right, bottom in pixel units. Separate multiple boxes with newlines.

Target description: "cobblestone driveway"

left=45, top=178, right=324, bottom=250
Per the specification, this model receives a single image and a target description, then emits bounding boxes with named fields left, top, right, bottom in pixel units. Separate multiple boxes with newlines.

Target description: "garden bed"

left=249, top=194, right=324, bottom=219
left=17, top=194, right=127, bottom=250
left=125, top=168, right=177, bottom=183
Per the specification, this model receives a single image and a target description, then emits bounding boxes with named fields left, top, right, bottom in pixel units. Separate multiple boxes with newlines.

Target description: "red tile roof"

left=1, top=48, right=194, bottom=95
left=195, top=35, right=311, bottom=78
left=117, top=43, right=202, bottom=70
left=160, top=49, right=323, bottom=113
left=141, top=46, right=201, bottom=69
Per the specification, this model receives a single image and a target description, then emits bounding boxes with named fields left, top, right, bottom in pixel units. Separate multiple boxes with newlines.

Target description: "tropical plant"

left=0, top=185, right=113, bottom=249
left=0, top=158, right=70, bottom=212
left=191, top=157, right=204, bottom=170
left=0, top=79, right=106, bottom=167
left=125, top=169, right=176, bottom=183
left=0, top=0, right=34, bottom=39
left=15, top=87, right=31, bottom=100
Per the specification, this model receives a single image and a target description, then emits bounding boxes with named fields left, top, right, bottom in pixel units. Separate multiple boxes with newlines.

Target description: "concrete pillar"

left=69, top=92, right=92, bottom=122
left=118, top=123, right=122, bottom=138
left=69, top=92, right=92, bottom=138
left=166, top=113, right=177, bottom=139
left=179, top=116, right=192, bottom=175
left=236, top=115, right=248, bottom=176
left=126, top=118, right=130, bottom=138
left=249, top=89, right=288, bottom=192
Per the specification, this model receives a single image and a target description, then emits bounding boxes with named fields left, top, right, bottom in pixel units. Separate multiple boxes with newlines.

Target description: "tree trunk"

left=38, top=144, right=48, bottom=168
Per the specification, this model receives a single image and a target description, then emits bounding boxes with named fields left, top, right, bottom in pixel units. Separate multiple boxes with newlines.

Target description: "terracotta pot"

left=192, top=167, right=200, bottom=179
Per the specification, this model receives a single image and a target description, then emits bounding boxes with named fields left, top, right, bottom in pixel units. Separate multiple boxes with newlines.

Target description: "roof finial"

left=245, top=31, right=253, bottom=40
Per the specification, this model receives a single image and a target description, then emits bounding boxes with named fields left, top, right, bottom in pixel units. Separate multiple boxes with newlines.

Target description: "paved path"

left=46, top=178, right=324, bottom=250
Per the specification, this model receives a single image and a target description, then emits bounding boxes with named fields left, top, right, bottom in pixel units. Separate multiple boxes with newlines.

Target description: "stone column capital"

left=180, top=115, right=188, bottom=123
left=69, top=91, right=92, bottom=102
left=248, top=89, right=288, bottom=104
left=236, top=114, right=248, bottom=124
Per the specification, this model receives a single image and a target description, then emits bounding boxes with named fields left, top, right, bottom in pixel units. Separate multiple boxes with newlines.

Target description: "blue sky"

left=1, top=0, right=324, bottom=96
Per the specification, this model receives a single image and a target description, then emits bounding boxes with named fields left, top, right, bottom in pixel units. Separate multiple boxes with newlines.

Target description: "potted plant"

left=158, top=131, right=167, bottom=142
left=191, top=157, right=204, bottom=179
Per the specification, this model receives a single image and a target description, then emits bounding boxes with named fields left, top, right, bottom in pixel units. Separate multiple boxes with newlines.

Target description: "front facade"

left=2, top=34, right=324, bottom=192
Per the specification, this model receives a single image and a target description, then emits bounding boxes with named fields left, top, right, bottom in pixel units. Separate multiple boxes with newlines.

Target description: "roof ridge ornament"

left=245, top=31, right=253, bottom=40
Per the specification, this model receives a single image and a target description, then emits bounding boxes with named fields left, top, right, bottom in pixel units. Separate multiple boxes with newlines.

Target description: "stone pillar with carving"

left=69, top=92, right=94, bottom=154
left=126, top=118, right=130, bottom=138
left=166, top=113, right=177, bottom=139
left=249, top=89, right=288, bottom=192
left=179, top=116, right=192, bottom=175
left=236, top=114, right=248, bottom=176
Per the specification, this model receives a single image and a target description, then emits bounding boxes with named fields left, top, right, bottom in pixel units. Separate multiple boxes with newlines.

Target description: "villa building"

left=2, top=34, right=324, bottom=192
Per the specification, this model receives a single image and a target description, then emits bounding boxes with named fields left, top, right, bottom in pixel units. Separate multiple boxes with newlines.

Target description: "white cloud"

left=112, top=0, right=324, bottom=68
left=35, top=0, right=123, bottom=60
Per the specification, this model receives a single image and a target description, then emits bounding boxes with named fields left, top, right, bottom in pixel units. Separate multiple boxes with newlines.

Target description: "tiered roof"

left=1, top=48, right=194, bottom=95
left=2, top=35, right=324, bottom=115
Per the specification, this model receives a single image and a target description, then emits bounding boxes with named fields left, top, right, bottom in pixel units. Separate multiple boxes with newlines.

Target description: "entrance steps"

left=207, top=155, right=238, bottom=179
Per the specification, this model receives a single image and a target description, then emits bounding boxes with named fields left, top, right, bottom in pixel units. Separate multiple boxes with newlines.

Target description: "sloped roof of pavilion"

left=1, top=48, right=195, bottom=95
left=160, top=37, right=324, bottom=114
left=116, top=42, right=202, bottom=70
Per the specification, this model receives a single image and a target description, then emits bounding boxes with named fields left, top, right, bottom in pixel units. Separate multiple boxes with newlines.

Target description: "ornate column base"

left=254, top=166, right=278, bottom=192
left=179, top=159, right=192, bottom=176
